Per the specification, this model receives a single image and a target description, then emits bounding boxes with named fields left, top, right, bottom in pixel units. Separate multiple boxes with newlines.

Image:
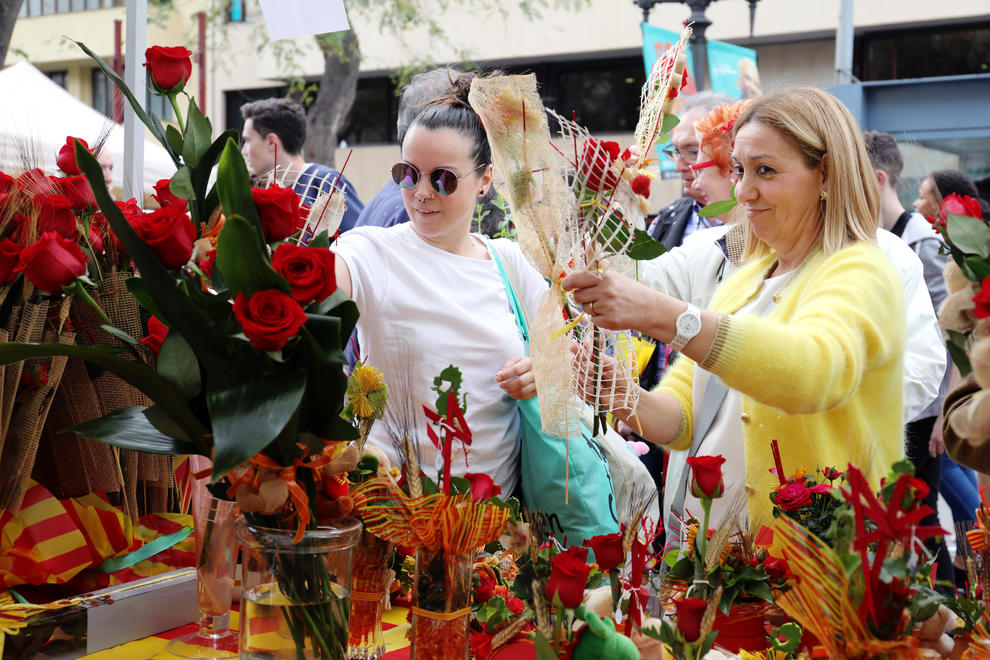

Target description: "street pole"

left=123, top=0, right=147, bottom=203
left=835, top=0, right=855, bottom=85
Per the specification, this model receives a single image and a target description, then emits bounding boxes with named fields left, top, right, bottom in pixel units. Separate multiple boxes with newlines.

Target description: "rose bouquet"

left=0, top=42, right=358, bottom=659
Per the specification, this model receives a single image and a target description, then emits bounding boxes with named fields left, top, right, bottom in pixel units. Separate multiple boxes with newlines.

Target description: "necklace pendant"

left=773, top=292, right=782, bottom=303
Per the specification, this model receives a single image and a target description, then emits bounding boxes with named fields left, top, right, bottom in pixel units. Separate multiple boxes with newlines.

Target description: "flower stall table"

left=76, top=606, right=537, bottom=659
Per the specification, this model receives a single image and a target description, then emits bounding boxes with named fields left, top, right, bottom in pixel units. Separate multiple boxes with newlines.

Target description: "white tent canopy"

left=0, top=61, right=175, bottom=197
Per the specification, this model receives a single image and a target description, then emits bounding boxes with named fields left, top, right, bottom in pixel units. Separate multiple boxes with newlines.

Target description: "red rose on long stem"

left=545, top=545, right=591, bottom=610
left=34, top=194, right=78, bottom=238
left=463, top=472, right=501, bottom=503
left=686, top=455, right=726, bottom=499
left=271, top=243, right=337, bottom=304
left=939, top=192, right=983, bottom=223
left=140, top=316, right=170, bottom=355
left=232, top=289, right=307, bottom=351
left=0, top=238, right=23, bottom=284
left=583, top=532, right=624, bottom=572
left=14, top=231, right=89, bottom=294
left=252, top=185, right=304, bottom=243
left=973, top=276, right=990, bottom=319
left=144, top=45, right=193, bottom=94
left=579, top=138, right=622, bottom=193
left=152, top=178, right=185, bottom=207
left=57, top=136, right=89, bottom=175
left=132, top=203, right=196, bottom=269
left=675, top=597, right=707, bottom=642
left=55, top=175, right=97, bottom=212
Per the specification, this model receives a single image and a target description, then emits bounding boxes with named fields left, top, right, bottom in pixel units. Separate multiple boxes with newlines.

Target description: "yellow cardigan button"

left=740, top=413, right=751, bottom=423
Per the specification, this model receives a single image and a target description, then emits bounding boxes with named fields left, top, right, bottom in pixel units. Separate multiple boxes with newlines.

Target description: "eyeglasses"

left=661, top=146, right=700, bottom=162
left=690, top=159, right=716, bottom=171
left=390, top=162, right=488, bottom=196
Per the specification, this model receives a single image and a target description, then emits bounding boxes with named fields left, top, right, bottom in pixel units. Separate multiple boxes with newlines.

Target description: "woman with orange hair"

left=688, top=100, right=751, bottom=222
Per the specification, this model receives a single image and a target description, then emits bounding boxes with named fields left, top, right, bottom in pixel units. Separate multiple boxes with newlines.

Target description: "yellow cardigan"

left=659, top=241, right=906, bottom=530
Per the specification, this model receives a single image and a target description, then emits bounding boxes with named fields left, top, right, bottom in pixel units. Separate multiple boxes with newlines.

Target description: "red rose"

left=506, top=596, right=525, bottom=616
left=232, top=289, right=307, bottom=351
left=271, top=243, right=337, bottom=304
left=133, top=203, right=196, bottom=269
left=763, top=557, right=790, bottom=582
left=55, top=175, right=97, bottom=212
left=144, top=45, right=193, bottom=94
left=470, top=632, right=494, bottom=660
left=631, top=174, right=652, bottom=199
left=57, top=136, right=89, bottom=175
left=474, top=571, right=495, bottom=603
left=774, top=482, right=813, bottom=510
left=463, top=472, right=501, bottom=503
left=583, top=532, right=624, bottom=572
left=116, top=198, right=144, bottom=219
left=18, top=168, right=48, bottom=191
left=140, top=316, right=169, bottom=355
left=152, top=178, right=185, bottom=207
left=939, top=192, right=983, bottom=223
left=675, top=597, right=707, bottom=642
left=0, top=171, right=17, bottom=194
left=822, top=466, right=843, bottom=480
left=686, top=455, right=726, bottom=499
left=34, top=194, right=77, bottom=238
left=579, top=139, right=622, bottom=192
left=199, top=248, right=217, bottom=280
left=0, top=238, right=23, bottom=284
left=88, top=226, right=104, bottom=254
left=252, top=185, right=304, bottom=243
left=545, top=546, right=591, bottom=609
left=14, top=231, right=89, bottom=294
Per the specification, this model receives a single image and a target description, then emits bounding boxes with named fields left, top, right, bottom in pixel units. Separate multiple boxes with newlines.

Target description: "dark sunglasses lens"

left=391, top=163, right=418, bottom=189
left=430, top=169, right=459, bottom=196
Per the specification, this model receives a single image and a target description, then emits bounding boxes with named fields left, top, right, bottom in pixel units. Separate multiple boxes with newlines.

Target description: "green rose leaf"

left=67, top=406, right=201, bottom=454
left=626, top=228, right=667, bottom=260
left=699, top=197, right=737, bottom=218
left=170, top=166, right=195, bottom=200
left=182, top=97, right=213, bottom=169
left=215, top=214, right=289, bottom=299
left=945, top=212, right=990, bottom=258
left=165, top=124, right=184, bottom=155
left=158, top=331, right=202, bottom=399
left=208, top=369, right=308, bottom=478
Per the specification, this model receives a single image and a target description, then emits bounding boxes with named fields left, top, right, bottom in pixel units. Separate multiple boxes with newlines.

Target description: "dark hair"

left=930, top=169, right=979, bottom=200
left=397, top=68, right=462, bottom=145
left=407, top=70, right=497, bottom=168
left=240, top=98, right=307, bottom=155
left=862, top=130, right=904, bottom=186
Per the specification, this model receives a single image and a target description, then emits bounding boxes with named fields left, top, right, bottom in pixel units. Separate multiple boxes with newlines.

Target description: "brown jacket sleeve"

left=942, top=372, right=990, bottom=473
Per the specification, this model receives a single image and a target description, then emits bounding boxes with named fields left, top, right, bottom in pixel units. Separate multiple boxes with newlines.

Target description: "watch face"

left=678, top=313, right=702, bottom=336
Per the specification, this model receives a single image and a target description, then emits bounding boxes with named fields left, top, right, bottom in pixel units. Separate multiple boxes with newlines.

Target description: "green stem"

left=168, top=93, right=185, bottom=134
left=608, top=567, right=621, bottom=614
left=693, top=497, right=712, bottom=599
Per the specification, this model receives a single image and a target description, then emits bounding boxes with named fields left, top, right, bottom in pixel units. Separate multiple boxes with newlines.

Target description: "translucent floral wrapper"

left=346, top=530, right=393, bottom=659
left=409, top=547, right=474, bottom=660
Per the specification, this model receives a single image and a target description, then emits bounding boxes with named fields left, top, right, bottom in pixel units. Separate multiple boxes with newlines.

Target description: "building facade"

left=7, top=0, right=990, bottom=206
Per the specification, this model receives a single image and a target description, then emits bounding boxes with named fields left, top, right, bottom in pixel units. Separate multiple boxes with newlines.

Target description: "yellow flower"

left=345, top=362, right=388, bottom=421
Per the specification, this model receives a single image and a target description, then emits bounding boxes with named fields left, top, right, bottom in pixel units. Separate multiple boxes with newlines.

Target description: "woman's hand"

left=561, top=269, right=657, bottom=333
left=496, top=356, right=537, bottom=400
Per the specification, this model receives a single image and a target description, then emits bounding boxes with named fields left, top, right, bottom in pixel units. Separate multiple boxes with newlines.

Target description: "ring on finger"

left=587, top=302, right=594, bottom=315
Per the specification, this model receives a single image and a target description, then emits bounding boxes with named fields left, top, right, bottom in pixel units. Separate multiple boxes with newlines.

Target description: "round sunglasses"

left=390, top=162, right=488, bottom=196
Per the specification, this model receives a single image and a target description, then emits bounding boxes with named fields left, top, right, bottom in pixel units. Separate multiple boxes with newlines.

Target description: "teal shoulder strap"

left=485, top=239, right=530, bottom=350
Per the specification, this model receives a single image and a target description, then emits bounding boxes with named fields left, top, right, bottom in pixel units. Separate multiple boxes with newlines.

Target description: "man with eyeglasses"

left=648, top=91, right=733, bottom=250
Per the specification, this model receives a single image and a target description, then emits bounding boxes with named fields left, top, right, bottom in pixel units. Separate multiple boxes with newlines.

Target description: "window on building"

left=856, top=21, right=990, bottom=81
left=227, top=0, right=246, bottom=22
left=224, top=86, right=290, bottom=139
left=20, top=0, right=122, bottom=14
left=46, top=70, right=68, bottom=89
left=337, top=77, right=398, bottom=145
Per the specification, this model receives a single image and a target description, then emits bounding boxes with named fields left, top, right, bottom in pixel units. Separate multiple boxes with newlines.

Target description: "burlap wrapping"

left=0, top=298, right=74, bottom=512
left=32, top=272, right=173, bottom=519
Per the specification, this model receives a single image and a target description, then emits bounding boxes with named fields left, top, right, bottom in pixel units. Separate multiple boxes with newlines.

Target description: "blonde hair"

left=732, top=87, right=879, bottom=261
left=695, top=99, right=752, bottom=176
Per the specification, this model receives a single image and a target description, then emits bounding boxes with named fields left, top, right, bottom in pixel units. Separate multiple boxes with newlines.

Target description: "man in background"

left=240, top=98, right=364, bottom=233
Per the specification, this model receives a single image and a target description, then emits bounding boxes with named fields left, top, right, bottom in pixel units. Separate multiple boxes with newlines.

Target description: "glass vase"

left=346, top=531, right=393, bottom=660
left=236, top=517, right=361, bottom=660
left=166, top=479, right=239, bottom=659
left=409, top=547, right=474, bottom=660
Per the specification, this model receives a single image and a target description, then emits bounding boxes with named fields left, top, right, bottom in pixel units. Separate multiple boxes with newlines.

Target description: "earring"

left=820, top=190, right=828, bottom=201
left=479, top=189, right=488, bottom=197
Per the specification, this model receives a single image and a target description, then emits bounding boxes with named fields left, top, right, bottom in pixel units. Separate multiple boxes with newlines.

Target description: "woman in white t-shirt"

left=331, top=72, right=547, bottom=495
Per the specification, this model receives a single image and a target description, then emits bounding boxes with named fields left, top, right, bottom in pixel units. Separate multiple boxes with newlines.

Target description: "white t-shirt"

left=332, top=223, right=547, bottom=494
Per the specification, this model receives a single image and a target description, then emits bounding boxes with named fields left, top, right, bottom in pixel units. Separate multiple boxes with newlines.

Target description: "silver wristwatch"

left=668, top=303, right=702, bottom=352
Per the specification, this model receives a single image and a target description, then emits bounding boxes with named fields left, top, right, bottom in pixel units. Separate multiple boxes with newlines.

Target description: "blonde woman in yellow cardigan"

left=563, top=87, right=905, bottom=538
